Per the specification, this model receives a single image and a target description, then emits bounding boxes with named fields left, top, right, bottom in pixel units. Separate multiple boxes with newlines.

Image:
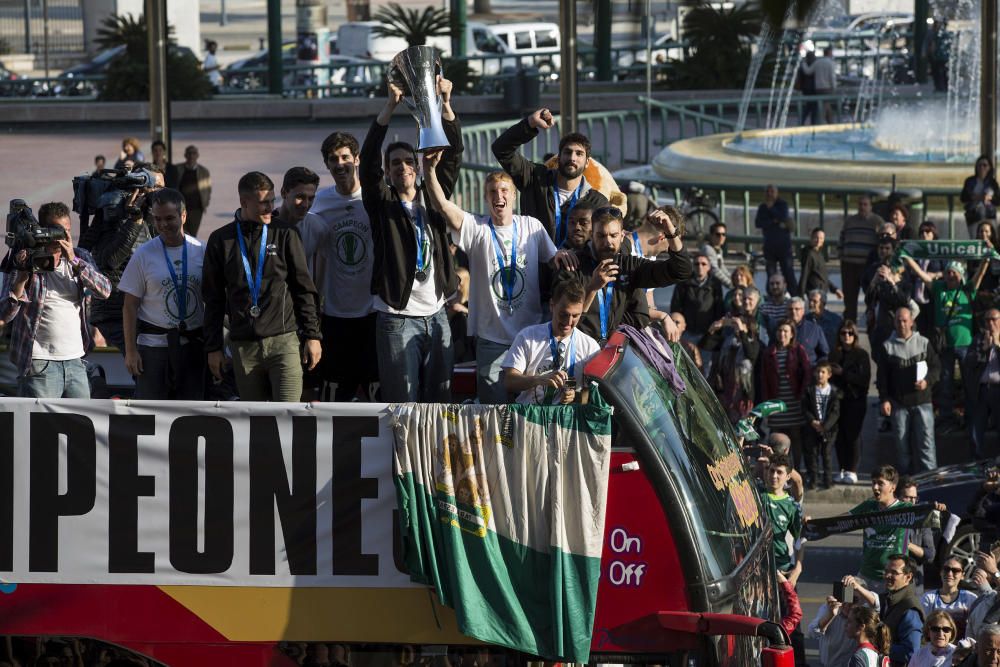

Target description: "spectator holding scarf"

left=902, top=256, right=989, bottom=432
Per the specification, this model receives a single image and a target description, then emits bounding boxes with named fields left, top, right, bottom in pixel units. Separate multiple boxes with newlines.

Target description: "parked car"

left=55, top=44, right=198, bottom=97
left=335, top=22, right=409, bottom=62
left=916, top=459, right=1000, bottom=578
left=488, top=22, right=561, bottom=74
left=0, top=61, right=38, bottom=97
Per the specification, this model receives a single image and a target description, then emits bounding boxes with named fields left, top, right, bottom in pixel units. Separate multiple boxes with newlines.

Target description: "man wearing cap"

left=902, top=256, right=989, bottom=431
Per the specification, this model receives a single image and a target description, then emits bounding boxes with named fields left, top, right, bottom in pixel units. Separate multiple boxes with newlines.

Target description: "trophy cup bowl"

left=388, top=46, right=451, bottom=152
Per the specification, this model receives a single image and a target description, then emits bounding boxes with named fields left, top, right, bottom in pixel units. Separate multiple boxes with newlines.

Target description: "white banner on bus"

left=0, top=398, right=419, bottom=588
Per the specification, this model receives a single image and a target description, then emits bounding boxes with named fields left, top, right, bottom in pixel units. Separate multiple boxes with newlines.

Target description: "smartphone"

left=564, top=378, right=578, bottom=390
left=743, top=445, right=764, bottom=459
left=833, top=581, right=854, bottom=603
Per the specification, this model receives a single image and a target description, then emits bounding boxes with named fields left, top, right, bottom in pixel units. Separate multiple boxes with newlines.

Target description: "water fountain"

left=651, top=0, right=988, bottom=190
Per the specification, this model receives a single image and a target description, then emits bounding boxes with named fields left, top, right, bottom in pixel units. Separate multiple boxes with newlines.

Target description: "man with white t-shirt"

left=299, top=131, right=377, bottom=401
left=360, top=77, right=462, bottom=402
left=119, top=188, right=206, bottom=400
left=503, top=280, right=601, bottom=404
left=424, top=157, right=572, bottom=403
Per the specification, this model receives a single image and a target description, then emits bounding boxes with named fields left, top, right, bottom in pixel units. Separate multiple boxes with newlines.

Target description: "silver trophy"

left=388, top=46, right=450, bottom=152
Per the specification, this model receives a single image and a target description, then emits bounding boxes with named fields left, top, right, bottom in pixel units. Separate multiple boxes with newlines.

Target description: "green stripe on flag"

left=394, top=474, right=601, bottom=662
left=391, top=402, right=611, bottom=662
left=896, top=239, right=1000, bottom=261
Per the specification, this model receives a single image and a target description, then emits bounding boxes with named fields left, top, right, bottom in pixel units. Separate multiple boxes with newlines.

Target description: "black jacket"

left=201, top=216, right=321, bottom=353
left=801, top=382, right=842, bottom=442
left=670, top=276, right=725, bottom=337
left=799, top=246, right=838, bottom=296
left=360, top=117, right=462, bottom=310
left=554, top=248, right=692, bottom=341
left=829, top=345, right=872, bottom=400
left=78, top=212, right=154, bottom=323
left=491, top=117, right=609, bottom=241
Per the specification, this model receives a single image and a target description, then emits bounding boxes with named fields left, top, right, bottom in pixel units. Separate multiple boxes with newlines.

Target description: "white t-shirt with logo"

left=456, top=213, right=557, bottom=345
left=502, top=322, right=601, bottom=404
left=32, top=260, right=85, bottom=360
left=373, top=200, right=444, bottom=317
left=301, top=186, right=373, bottom=319
left=118, top=235, right=205, bottom=347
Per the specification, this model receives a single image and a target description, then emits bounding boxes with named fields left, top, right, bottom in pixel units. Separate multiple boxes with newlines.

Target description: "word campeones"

left=0, top=412, right=402, bottom=576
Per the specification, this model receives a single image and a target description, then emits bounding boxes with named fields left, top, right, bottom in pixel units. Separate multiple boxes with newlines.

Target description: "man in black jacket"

left=491, top=108, right=608, bottom=245
left=360, top=77, right=462, bottom=402
left=553, top=206, right=691, bottom=343
left=202, top=171, right=322, bottom=402
left=669, top=252, right=725, bottom=343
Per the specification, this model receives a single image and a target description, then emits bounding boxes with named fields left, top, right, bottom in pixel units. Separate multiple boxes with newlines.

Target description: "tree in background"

left=95, top=13, right=212, bottom=101
left=372, top=3, right=450, bottom=47
left=671, top=1, right=762, bottom=89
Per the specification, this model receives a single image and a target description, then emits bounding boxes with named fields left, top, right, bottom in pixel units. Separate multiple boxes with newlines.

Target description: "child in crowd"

left=802, top=360, right=842, bottom=489
left=761, top=453, right=804, bottom=585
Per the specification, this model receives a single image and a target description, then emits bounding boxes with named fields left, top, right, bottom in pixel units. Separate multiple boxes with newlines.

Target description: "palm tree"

left=95, top=13, right=172, bottom=59
left=372, top=3, right=450, bottom=47
left=673, top=1, right=762, bottom=89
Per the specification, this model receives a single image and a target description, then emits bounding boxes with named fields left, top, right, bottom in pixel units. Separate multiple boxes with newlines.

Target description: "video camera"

left=2, top=199, right=67, bottom=272
left=71, top=167, right=157, bottom=235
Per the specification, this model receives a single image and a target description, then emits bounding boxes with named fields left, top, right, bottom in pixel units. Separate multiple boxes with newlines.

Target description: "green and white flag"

left=897, top=239, right=1000, bottom=261
left=391, top=398, right=613, bottom=662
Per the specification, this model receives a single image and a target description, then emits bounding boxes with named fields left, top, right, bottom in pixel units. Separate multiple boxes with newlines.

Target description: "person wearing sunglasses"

left=963, top=308, right=1000, bottom=459
left=552, top=206, right=691, bottom=344
left=921, top=560, right=977, bottom=640
left=700, top=222, right=733, bottom=289
left=908, top=611, right=958, bottom=667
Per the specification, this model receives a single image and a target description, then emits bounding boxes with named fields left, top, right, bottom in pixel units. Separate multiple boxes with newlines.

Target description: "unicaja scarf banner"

left=896, top=240, right=1000, bottom=261
left=803, top=503, right=936, bottom=541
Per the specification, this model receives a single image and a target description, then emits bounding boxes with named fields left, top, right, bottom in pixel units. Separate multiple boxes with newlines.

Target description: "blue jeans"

left=376, top=309, right=452, bottom=403
left=18, top=358, right=90, bottom=398
left=475, top=337, right=511, bottom=404
left=937, top=345, right=969, bottom=419
left=890, top=402, right=936, bottom=473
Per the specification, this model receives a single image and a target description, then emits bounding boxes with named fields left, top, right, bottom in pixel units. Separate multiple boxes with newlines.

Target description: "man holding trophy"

left=359, top=47, right=463, bottom=403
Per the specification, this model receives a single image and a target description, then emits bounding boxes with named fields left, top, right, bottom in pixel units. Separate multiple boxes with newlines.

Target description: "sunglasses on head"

left=593, top=206, right=624, bottom=219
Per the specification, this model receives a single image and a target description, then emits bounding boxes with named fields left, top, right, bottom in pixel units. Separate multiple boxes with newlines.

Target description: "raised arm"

left=491, top=109, right=551, bottom=192
left=422, top=150, right=465, bottom=232
left=902, top=256, right=935, bottom=286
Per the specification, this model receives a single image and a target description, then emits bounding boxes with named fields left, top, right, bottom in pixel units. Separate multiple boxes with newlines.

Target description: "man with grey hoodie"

left=877, top=306, right=941, bottom=474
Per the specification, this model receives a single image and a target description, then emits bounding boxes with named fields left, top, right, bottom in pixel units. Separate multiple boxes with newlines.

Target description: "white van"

left=335, top=22, right=409, bottom=62
left=488, top=22, right=561, bottom=73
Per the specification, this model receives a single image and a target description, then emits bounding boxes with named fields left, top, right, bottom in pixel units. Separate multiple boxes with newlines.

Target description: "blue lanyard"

left=551, top=176, right=583, bottom=247
left=548, top=324, right=577, bottom=377
left=631, top=231, right=643, bottom=257
left=235, top=221, right=267, bottom=312
left=408, top=205, right=427, bottom=272
left=596, top=282, right=614, bottom=340
left=159, top=237, right=188, bottom=324
left=488, top=217, right=518, bottom=311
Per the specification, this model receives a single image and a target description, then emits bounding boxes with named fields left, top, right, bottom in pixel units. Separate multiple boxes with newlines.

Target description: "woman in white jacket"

left=907, top=611, right=958, bottom=667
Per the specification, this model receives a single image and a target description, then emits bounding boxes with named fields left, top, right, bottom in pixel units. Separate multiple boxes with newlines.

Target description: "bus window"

left=604, top=345, right=764, bottom=581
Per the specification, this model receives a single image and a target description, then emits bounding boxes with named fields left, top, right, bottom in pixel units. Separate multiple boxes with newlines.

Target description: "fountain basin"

left=652, top=124, right=969, bottom=191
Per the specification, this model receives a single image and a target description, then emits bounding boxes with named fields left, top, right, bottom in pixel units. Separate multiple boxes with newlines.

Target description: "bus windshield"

left=605, top=344, right=765, bottom=581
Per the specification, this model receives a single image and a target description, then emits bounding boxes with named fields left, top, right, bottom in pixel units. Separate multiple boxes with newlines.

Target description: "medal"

left=178, top=321, right=187, bottom=333
left=414, top=269, right=428, bottom=282
left=236, top=220, right=268, bottom=322
left=407, top=204, right=430, bottom=284
left=160, top=236, right=189, bottom=331
left=488, top=217, right=518, bottom=315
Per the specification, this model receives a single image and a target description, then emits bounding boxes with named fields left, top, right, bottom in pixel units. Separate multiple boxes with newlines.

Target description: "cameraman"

left=79, top=164, right=165, bottom=352
left=0, top=202, right=111, bottom=398
left=552, top=206, right=691, bottom=343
